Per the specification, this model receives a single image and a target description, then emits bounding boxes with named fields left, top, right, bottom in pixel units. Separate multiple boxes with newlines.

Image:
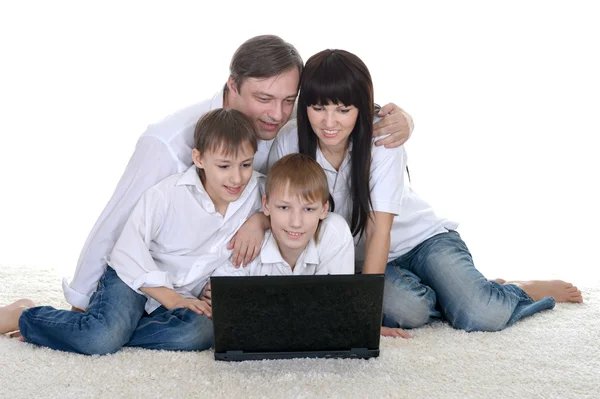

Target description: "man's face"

left=227, top=68, right=300, bottom=141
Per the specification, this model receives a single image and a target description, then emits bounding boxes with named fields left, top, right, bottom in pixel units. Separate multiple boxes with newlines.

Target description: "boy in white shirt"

left=0, top=108, right=262, bottom=354
left=212, top=153, right=355, bottom=278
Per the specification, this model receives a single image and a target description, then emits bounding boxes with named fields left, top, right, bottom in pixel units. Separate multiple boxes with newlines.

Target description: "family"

left=0, top=35, right=583, bottom=354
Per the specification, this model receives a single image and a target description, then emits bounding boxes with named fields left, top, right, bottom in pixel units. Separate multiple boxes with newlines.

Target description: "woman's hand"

left=381, top=326, right=412, bottom=339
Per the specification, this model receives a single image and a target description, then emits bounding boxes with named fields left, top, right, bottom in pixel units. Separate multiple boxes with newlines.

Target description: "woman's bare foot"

left=381, top=326, right=412, bottom=339
left=503, top=280, right=583, bottom=303
left=0, top=299, right=35, bottom=334
left=491, top=278, right=506, bottom=284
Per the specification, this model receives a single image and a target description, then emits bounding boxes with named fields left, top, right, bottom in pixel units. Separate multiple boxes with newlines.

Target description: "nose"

left=323, top=111, right=336, bottom=128
left=267, top=101, right=283, bottom=122
left=289, top=209, right=302, bottom=229
left=230, top=167, right=242, bottom=185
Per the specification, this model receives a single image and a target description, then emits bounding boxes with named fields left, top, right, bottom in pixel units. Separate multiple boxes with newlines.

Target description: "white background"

left=1, top=1, right=598, bottom=285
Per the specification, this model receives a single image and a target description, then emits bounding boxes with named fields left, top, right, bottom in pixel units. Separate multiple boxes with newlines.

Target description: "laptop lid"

left=210, top=274, right=384, bottom=361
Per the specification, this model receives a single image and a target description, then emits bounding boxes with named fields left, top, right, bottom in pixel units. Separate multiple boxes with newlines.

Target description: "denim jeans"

left=381, top=231, right=556, bottom=331
left=19, top=267, right=213, bottom=355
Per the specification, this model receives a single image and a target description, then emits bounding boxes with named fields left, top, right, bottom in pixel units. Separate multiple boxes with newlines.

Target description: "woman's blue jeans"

left=381, top=231, right=555, bottom=331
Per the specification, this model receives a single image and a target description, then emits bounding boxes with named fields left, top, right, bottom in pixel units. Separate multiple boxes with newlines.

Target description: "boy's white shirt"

left=212, top=213, right=354, bottom=277
left=268, top=121, right=458, bottom=270
left=107, top=166, right=263, bottom=314
left=63, top=90, right=275, bottom=310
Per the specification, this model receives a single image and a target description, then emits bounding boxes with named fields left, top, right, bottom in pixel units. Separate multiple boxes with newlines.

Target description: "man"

left=64, top=35, right=415, bottom=311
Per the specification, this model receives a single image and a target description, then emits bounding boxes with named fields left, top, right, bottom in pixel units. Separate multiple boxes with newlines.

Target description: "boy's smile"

left=193, top=142, right=255, bottom=215
left=263, top=187, right=328, bottom=268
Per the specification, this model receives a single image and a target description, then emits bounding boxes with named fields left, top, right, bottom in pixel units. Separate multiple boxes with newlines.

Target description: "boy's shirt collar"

left=176, top=165, right=260, bottom=215
left=260, top=230, right=320, bottom=271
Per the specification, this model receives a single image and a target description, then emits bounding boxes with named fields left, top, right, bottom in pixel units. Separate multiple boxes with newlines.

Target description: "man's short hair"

left=228, top=35, right=303, bottom=92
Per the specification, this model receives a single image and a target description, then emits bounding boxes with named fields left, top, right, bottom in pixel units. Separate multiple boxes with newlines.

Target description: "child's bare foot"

left=0, top=299, right=35, bottom=334
left=505, top=280, right=583, bottom=303
left=381, top=326, right=412, bottom=339
left=7, top=331, right=22, bottom=339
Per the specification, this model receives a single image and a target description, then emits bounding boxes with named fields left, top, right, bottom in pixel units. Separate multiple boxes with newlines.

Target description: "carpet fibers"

left=1, top=264, right=598, bottom=399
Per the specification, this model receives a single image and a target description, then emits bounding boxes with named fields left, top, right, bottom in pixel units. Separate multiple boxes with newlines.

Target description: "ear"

left=319, top=201, right=329, bottom=220
left=227, top=76, right=240, bottom=97
left=261, top=195, right=270, bottom=216
left=192, top=148, right=204, bottom=169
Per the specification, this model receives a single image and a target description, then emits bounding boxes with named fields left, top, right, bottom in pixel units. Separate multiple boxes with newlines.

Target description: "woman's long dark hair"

left=297, top=49, right=374, bottom=238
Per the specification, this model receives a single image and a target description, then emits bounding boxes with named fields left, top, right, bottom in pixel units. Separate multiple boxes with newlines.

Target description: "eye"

left=285, top=99, right=295, bottom=104
left=218, top=165, right=229, bottom=169
left=257, top=97, right=269, bottom=103
left=242, top=162, right=253, bottom=168
left=339, top=109, right=351, bottom=114
left=277, top=206, right=289, bottom=211
left=311, top=105, right=323, bottom=111
left=304, top=207, right=315, bottom=212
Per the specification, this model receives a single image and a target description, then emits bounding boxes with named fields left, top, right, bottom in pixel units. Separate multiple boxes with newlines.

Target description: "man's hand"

left=373, top=103, right=414, bottom=148
left=200, top=282, right=212, bottom=306
left=171, top=298, right=212, bottom=318
left=227, top=213, right=268, bottom=267
left=381, top=326, right=412, bottom=339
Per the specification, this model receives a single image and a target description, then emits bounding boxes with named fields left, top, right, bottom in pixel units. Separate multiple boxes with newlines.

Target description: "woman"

left=268, top=49, right=582, bottom=336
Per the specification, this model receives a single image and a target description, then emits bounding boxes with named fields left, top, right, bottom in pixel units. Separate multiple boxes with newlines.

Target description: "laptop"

left=210, top=274, right=384, bottom=361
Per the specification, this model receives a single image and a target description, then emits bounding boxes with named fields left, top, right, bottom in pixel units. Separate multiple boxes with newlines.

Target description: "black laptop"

left=210, top=274, right=384, bottom=361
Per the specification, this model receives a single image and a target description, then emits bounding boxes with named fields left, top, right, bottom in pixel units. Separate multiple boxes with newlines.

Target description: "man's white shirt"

left=213, top=213, right=354, bottom=277
left=268, top=121, right=458, bottom=270
left=64, top=90, right=274, bottom=309
left=106, top=166, right=262, bottom=314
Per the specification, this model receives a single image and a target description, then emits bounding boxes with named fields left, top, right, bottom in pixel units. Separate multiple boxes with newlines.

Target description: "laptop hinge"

left=350, top=348, right=370, bottom=357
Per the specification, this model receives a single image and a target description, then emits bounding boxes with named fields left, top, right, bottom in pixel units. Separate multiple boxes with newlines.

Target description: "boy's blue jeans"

left=18, top=267, right=213, bottom=355
left=381, top=231, right=556, bottom=331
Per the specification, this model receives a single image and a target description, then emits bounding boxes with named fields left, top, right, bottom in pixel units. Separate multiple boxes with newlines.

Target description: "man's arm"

left=64, top=137, right=180, bottom=310
left=373, top=103, right=414, bottom=148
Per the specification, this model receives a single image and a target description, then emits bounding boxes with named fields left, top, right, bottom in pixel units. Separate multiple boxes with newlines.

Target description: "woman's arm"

left=362, top=211, right=395, bottom=274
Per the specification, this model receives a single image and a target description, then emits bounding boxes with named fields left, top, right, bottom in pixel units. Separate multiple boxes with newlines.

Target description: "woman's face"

left=306, top=103, right=359, bottom=150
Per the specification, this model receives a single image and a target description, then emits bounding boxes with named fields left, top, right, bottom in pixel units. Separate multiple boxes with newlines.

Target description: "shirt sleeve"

left=108, top=185, right=171, bottom=293
left=266, top=121, right=299, bottom=172
left=63, top=136, right=180, bottom=309
left=369, top=143, right=407, bottom=216
left=314, top=214, right=355, bottom=275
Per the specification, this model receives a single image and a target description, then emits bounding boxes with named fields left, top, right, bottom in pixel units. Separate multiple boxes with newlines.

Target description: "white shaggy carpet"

left=1, top=264, right=599, bottom=399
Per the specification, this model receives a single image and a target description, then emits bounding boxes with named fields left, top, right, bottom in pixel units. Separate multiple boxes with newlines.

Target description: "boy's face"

left=262, top=188, right=328, bottom=256
left=192, top=143, right=255, bottom=209
left=226, top=68, right=300, bottom=141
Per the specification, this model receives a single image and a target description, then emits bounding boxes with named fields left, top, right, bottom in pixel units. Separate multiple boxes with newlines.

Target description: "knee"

left=82, top=330, right=129, bottom=355
left=19, top=308, right=132, bottom=355
left=382, top=280, right=437, bottom=329
left=447, top=302, right=509, bottom=332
